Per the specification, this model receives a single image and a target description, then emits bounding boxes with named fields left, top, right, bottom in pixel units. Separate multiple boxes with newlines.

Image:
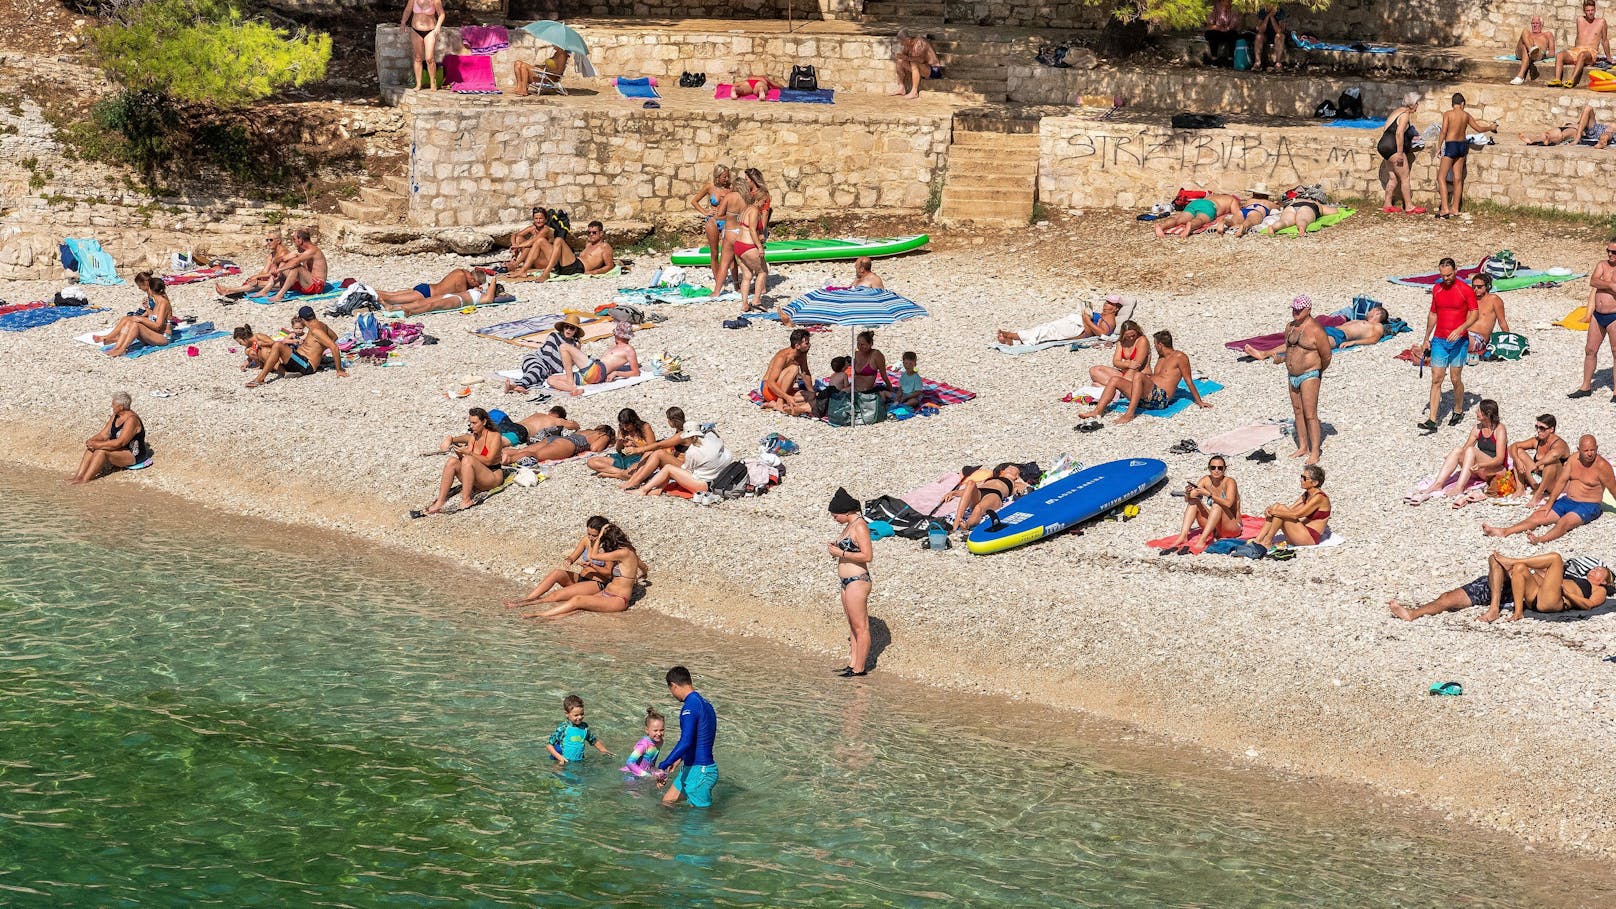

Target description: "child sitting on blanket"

left=897, top=351, right=925, bottom=407
left=826, top=356, right=852, bottom=393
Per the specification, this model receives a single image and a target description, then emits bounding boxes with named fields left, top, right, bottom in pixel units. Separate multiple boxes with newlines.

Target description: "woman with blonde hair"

left=399, top=0, right=445, bottom=91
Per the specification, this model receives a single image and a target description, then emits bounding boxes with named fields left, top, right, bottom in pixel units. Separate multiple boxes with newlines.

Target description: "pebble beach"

left=5, top=210, right=1616, bottom=857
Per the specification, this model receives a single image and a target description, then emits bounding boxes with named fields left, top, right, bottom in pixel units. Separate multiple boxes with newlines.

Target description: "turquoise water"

left=0, top=476, right=1610, bottom=908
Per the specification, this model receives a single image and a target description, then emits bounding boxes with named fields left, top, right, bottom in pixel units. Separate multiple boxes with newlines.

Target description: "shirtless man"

left=761, top=329, right=814, bottom=416
left=266, top=229, right=328, bottom=303
left=1520, top=105, right=1616, bottom=148
left=217, top=234, right=290, bottom=297
left=515, top=220, right=614, bottom=282
left=1109, top=331, right=1211, bottom=425
left=377, top=266, right=481, bottom=307
left=1467, top=273, right=1510, bottom=361
left=854, top=256, right=884, bottom=289
left=1243, top=306, right=1389, bottom=361
left=247, top=305, right=348, bottom=388
left=1484, top=435, right=1616, bottom=543
left=1434, top=94, right=1497, bottom=219
left=1508, top=413, right=1570, bottom=508
left=1154, top=192, right=1239, bottom=238
left=1283, top=295, right=1331, bottom=464
left=1388, top=551, right=1611, bottom=622
left=1511, top=16, right=1556, bottom=84
left=997, top=294, right=1122, bottom=346
left=1550, top=1, right=1610, bottom=88
left=1568, top=239, right=1616, bottom=400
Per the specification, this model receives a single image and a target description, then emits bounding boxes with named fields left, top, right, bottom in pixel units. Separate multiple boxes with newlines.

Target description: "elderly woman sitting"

left=548, top=322, right=641, bottom=396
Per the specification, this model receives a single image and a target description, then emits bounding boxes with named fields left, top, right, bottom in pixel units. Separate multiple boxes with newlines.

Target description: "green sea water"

left=0, top=476, right=1610, bottom=908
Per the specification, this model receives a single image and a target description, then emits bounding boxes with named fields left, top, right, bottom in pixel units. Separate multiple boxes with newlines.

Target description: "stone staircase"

left=861, top=0, right=945, bottom=25
left=926, top=36, right=1013, bottom=102
left=337, top=173, right=409, bottom=225
left=937, top=124, right=1039, bottom=225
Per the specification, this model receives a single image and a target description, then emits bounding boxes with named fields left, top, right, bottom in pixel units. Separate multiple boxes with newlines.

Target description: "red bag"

left=1172, top=188, right=1207, bottom=210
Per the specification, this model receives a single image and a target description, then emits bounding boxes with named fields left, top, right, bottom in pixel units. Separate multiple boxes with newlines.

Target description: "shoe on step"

left=1510, top=76, right=1524, bottom=85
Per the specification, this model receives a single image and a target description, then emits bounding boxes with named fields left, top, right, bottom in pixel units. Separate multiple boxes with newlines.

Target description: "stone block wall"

left=406, top=103, right=950, bottom=227
left=1037, top=116, right=1616, bottom=216
left=1299, top=0, right=1570, bottom=48
left=943, top=1, right=1108, bottom=29
left=569, top=0, right=799, bottom=16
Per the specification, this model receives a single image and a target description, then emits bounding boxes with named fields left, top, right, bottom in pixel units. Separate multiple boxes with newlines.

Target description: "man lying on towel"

left=1244, top=306, right=1388, bottom=361
left=383, top=271, right=504, bottom=317
left=247, top=306, right=348, bottom=388
left=377, top=267, right=485, bottom=309
left=997, top=295, right=1124, bottom=346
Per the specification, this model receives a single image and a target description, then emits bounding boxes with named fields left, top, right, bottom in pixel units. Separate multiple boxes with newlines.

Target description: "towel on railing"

left=460, top=25, right=510, bottom=55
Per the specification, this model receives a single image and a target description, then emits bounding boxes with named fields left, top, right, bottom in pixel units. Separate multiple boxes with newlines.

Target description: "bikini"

left=1291, top=502, right=1331, bottom=545
left=409, top=0, right=435, bottom=37
left=1476, top=427, right=1498, bottom=457
left=1287, top=199, right=1322, bottom=218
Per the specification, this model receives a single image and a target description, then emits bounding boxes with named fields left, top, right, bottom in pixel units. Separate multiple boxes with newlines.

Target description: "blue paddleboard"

left=966, top=458, right=1168, bottom=555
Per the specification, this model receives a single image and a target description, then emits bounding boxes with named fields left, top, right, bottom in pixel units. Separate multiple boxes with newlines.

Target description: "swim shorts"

left=413, top=282, right=432, bottom=298
left=673, top=763, right=718, bottom=807
left=575, top=358, right=607, bottom=384
left=1428, top=335, right=1469, bottom=369
left=286, top=350, right=316, bottom=376
left=1185, top=198, right=1217, bottom=219
left=1467, top=331, right=1486, bottom=355
left=1139, top=385, right=1172, bottom=410
left=555, top=259, right=586, bottom=277
left=759, top=380, right=780, bottom=403
left=1322, top=325, right=1347, bottom=348
left=1551, top=496, right=1602, bottom=525
left=1461, top=574, right=1511, bottom=607
left=296, top=280, right=324, bottom=295
left=1441, top=140, right=1469, bottom=159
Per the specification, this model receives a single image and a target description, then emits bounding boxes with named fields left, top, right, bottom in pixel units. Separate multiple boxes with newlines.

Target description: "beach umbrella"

left=520, top=20, right=596, bottom=76
left=779, top=287, right=928, bottom=424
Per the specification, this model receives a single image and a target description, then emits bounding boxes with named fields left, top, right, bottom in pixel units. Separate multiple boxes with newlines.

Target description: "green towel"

left=1273, top=208, right=1355, bottom=237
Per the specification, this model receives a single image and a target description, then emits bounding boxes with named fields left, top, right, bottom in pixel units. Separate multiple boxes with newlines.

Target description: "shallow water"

left=0, top=475, right=1610, bottom=908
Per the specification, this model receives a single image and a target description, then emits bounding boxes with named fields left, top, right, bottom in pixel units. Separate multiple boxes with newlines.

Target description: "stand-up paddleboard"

left=967, top=458, right=1168, bottom=555
left=668, top=235, right=929, bottom=266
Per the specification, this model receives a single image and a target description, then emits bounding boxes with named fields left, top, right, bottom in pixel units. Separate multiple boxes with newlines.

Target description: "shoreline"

left=7, top=216, right=1616, bottom=864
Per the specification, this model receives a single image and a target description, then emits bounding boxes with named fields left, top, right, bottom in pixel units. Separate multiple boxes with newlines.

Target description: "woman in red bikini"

left=732, top=182, right=770, bottom=315
left=421, top=407, right=506, bottom=515
left=1248, top=464, right=1332, bottom=554
left=526, top=523, right=648, bottom=619
left=399, top=0, right=445, bottom=91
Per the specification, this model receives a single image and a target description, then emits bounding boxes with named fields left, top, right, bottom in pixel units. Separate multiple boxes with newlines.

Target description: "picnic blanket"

left=162, top=264, right=240, bottom=285
left=1197, top=422, right=1288, bottom=457
left=62, top=238, right=124, bottom=285
left=1290, top=32, right=1395, bottom=54
left=714, top=83, right=780, bottom=102
left=1147, top=514, right=1265, bottom=554
left=459, top=25, right=509, bottom=55
left=1226, top=316, right=1347, bottom=355
left=246, top=282, right=341, bottom=305
left=444, top=54, right=500, bottom=93
left=74, top=321, right=226, bottom=357
left=494, top=370, right=660, bottom=397
left=615, top=77, right=660, bottom=99
left=1070, top=378, right=1224, bottom=418
left=779, top=88, right=835, bottom=104
left=745, top=372, right=977, bottom=412
left=1272, top=207, right=1354, bottom=236
left=0, top=305, right=106, bottom=332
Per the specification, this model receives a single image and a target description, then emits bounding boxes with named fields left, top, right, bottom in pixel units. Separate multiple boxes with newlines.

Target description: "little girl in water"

left=621, top=707, right=666, bottom=779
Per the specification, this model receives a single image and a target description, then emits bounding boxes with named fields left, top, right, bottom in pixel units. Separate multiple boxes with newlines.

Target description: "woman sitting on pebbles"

left=525, top=522, right=648, bottom=619
left=1163, top=456, right=1242, bottom=553
left=1241, top=464, right=1331, bottom=556
left=504, top=515, right=615, bottom=608
left=1405, top=398, right=1510, bottom=507
left=502, top=424, right=615, bottom=466
left=232, top=324, right=276, bottom=373
left=589, top=408, right=658, bottom=479
left=944, top=463, right=1030, bottom=537
left=417, top=407, right=506, bottom=516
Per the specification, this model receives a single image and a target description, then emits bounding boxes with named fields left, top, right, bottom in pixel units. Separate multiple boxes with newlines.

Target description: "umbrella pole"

left=850, top=327, right=857, bottom=426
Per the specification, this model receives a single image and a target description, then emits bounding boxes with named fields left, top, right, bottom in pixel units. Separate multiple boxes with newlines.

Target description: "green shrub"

left=1104, top=0, right=1331, bottom=31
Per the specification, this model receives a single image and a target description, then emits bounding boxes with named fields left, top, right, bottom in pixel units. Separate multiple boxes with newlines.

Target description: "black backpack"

left=1313, top=99, right=1338, bottom=119
left=789, top=65, right=818, bottom=91
left=1336, top=88, right=1364, bottom=120
left=862, top=495, right=934, bottom=540
left=709, top=460, right=750, bottom=494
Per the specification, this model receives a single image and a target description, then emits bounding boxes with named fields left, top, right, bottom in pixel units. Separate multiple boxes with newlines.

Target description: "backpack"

left=1484, top=331, right=1529, bottom=361
left=547, top=209, right=572, bottom=239
left=1336, top=87, right=1364, bottom=120
left=1172, top=188, right=1208, bottom=210
left=1313, top=99, right=1338, bottom=119
left=170, top=251, right=194, bottom=272
left=355, top=312, right=380, bottom=344
left=708, top=460, right=750, bottom=493
left=789, top=65, right=818, bottom=91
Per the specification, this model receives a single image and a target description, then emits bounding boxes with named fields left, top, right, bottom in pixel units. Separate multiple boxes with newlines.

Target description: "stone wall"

left=406, top=102, right=950, bottom=227
left=1037, top=116, right=1615, bottom=216
left=566, top=0, right=800, bottom=17
left=944, top=0, right=1108, bottom=29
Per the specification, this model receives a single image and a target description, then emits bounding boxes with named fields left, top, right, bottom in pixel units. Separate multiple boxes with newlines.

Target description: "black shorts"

left=555, top=259, right=585, bottom=277
left=286, top=350, right=317, bottom=376
left=1460, top=574, right=1512, bottom=607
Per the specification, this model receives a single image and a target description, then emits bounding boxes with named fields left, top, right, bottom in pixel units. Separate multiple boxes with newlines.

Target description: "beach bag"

left=826, top=392, right=886, bottom=427
left=355, top=312, right=380, bottom=344
left=789, top=65, right=818, bottom=91
left=708, top=460, right=749, bottom=494
left=53, top=287, right=89, bottom=307
left=1232, top=38, right=1252, bottom=71
left=1336, top=88, right=1364, bottom=120
left=1172, top=188, right=1208, bottom=210
left=863, top=495, right=931, bottom=540
left=1170, top=112, right=1225, bottom=129
left=1313, top=99, right=1338, bottom=119
left=1484, top=331, right=1529, bottom=361
left=169, top=251, right=194, bottom=272
left=1483, top=250, right=1518, bottom=280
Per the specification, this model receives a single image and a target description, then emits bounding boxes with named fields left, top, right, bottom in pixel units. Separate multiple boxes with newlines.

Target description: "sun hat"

left=1249, top=181, right=1272, bottom=198
left=612, top=321, right=634, bottom=340
left=1290, top=294, right=1313, bottom=312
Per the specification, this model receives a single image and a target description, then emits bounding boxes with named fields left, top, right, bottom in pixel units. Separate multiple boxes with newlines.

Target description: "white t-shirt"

left=681, top=427, right=733, bottom=483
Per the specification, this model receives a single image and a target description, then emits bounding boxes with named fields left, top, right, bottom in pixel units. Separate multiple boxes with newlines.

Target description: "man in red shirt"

left=1417, top=256, right=1479, bottom=431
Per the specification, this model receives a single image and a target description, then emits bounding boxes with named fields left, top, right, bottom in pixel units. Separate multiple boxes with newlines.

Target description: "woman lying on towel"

left=1162, top=456, right=1242, bottom=554
left=547, top=322, right=641, bottom=396
left=733, top=74, right=781, bottom=99
left=384, top=274, right=503, bottom=317
left=943, top=463, right=1031, bottom=537
left=421, top=407, right=506, bottom=515
left=524, top=523, right=649, bottom=619
left=1404, top=398, right=1510, bottom=507
left=1240, top=464, right=1331, bottom=556
left=96, top=272, right=172, bottom=358
left=501, top=425, right=615, bottom=466
left=1261, top=198, right=1341, bottom=238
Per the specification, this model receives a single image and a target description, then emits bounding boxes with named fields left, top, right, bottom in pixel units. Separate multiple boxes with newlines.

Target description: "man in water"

left=70, top=391, right=149, bottom=484
left=1510, top=15, right=1555, bottom=84
left=1243, top=306, right=1389, bottom=361
left=1569, top=239, right=1616, bottom=399
left=1283, top=295, right=1331, bottom=464
left=997, top=294, right=1123, bottom=346
left=761, top=329, right=814, bottom=416
left=1467, top=273, right=1510, bottom=362
left=657, top=665, right=718, bottom=807
left=1434, top=94, right=1497, bottom=219
left=1550, top=1, right=1610, bottom=88
left=1417, top=257, right=1478, bottom=430
left=1484, top=434, right=1616, bottom=543
left=266, top=228, right=329, bottom=303
left=1508, top=413, right=1570, bottom=508
left=1111, top=330, right=1211, bottom=425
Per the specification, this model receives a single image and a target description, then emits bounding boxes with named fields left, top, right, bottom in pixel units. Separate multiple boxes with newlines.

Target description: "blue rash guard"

left=658, top=691, right=716, bottom=771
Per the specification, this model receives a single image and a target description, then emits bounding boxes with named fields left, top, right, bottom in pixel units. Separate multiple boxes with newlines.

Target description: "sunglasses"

left=1209, top=465, right=1226, bottom=471
left=1606, top=249, right=1616, bottom=255
left=1536, top=424, right=1550, bottom=431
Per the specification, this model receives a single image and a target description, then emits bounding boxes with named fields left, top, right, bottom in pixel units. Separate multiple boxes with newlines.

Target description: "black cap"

left=829, top=487, right=859, bottom=515
left=296, top=305, right=316, bottom=320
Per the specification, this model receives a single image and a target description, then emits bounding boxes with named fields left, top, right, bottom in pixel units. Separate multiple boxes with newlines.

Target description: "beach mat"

left=614, top=284, right=739, bottom=305
left=1323, top=118, right=1384, bottom=129
left=503, top=265, right=621, bottom=284
left=0, top=305, right=107, bottom=332
left=714, top=83, right=780, bottom=101
left=746, top=373, right=977, bottom=413
left=1147, top=514, right=1264, bottom=553
left=614, top=77, right=660, bottom=99
left=247, top=282, right=341, bottom=305
left=444, top=53, right=500, bottom=94
left=493, top=370, right=660, bottom=397
left=74, top=321, right=226, bottom=357
left=1197, top=422, right=1288, bottom=456
left=991, top=339, right=1072, bottom=356
left=1388, top=265, right=1584, bottom=292
left=779, top=88, right=835, bottom=104
left=1225, top=316, right=1347, bottom=355
left=1068, top=378, right=1222, bottom=418
left=162, top=264, right=240, bottom=285
left=1272, top=208, right=1355, bottom=237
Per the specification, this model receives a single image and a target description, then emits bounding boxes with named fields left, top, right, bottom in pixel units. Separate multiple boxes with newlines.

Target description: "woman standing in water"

left=828, top=488, right=874, bottom=677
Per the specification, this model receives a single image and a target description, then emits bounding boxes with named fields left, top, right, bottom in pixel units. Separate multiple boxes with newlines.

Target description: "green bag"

left=825, top=391, right=887, bottom=427
left=1484, top=331, right=1528, bottom=361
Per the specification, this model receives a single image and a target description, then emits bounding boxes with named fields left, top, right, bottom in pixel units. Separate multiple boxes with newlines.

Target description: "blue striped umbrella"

left=779, top=287, right=927, bottom=425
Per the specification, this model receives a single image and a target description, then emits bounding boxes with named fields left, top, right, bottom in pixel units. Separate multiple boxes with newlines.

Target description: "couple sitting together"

left=1078, top=324, right=1211, bottom=425
left=500, top=314, right=641, bottom=397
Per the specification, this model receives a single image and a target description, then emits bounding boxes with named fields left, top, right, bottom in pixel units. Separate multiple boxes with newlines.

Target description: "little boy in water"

left=547, top=694, right=614, bottom=766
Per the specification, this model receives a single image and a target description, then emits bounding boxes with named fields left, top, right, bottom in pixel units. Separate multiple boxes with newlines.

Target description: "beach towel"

left=475, top=314, right=569, bottom=340
left=991, top=339, right=1074, bottom=355
left=1197, top=422, right=1288, bottom=457
left=1388, top=260, right=1583, bottom=291
left=0, top=305, right=106, bottom=332
left=746, top=372, right=977, bottom=414
left=444, top=54, right=501, bottom=94
left=62, top=238, right=124, bottom=285
left=1225, top=316, right=1347, bottom=355
left=779, top=88, right=835, bottom=104
left=1290, top=33, right=1395, bottom=54
left=714, top=83, right=780, bottom=102
left=1147, top=514, right=1264, bottom=554
left=614, top=283, right=739, bottom=305
left=900, top=473, right=967, bottom=517
left=1323, top=118, right=1384, bottom=129
left=1070, top=378, right=1224, bottom=418
left=75, top=321, right=226, bottom=357
left=246, top=282, right=341, bottom=305
left=1272, top=207, right=1354, bottom=236
left=0, top=301, right=47, bottom=316
left=504, top=265, right=621, bottom=284
left=161, top=264, right=241, bottom=285
left=494, top=369, right=660, bottom=396
left=459, top=25, right=509, bottom=55
left=1555, top=306, right=1591, bottom=331
left=615, top=77, right=660, bottom=99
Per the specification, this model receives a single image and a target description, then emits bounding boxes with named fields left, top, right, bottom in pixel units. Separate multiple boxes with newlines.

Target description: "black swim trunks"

left=286, top=350, right=317, bottom=376
left=555, top=258, right=586, bottom=277
left=1460, top=574, right=1512, bottom=607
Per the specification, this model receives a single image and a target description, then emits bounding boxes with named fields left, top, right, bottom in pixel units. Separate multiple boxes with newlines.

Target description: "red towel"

left=1146, top=514, right=1265, bottom=553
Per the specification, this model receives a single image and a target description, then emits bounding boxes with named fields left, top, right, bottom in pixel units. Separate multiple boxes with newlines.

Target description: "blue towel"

left=1107, top=378, right=1225, bottom=419
left=1290, top=33, right=1396, bottom=54
left=615, top=77, right=660, bottom=99
left=1325, top=118, right=1384, bottom=129
left=0, top=306, right=106, bottom=332
left=779, top=88, right=835, bottom=104
left=121, top=322, right=227, bottom=358
left=246, top=282, right=341, bottom=305
left=63, top=238, right=124, bottom=285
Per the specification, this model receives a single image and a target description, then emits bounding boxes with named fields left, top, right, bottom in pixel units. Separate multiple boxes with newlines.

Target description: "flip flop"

left=1428, top=681, right=1463, bottom=696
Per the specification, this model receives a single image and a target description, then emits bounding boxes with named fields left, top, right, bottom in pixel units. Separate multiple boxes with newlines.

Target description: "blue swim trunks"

left=1322, top=325, right=1347, bottom=348
left=1428, top=336, right=1469, bottom=369
left=413, top=282, right=433, bottom=298
left=1551, top=496, right=1602, bottom=525
left=673, top=763, right=718, bottom=807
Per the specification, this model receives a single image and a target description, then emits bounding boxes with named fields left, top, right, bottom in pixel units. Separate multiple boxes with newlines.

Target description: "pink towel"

left=459, top=25, right=510, bottom=55
left=444, top=54, right=501, bottom=93
left=714, top=82, right=779, bottom=102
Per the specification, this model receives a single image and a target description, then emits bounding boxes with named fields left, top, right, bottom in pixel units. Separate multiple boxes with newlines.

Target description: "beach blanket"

left=613, top=283, right=739, bottom=305
left=459, top=25, right=509, bottom=55
left=0, top=301, right=48, bottom=316
left=74, top=321, right=226, bottom=357
left=0, top=305, right=107, bottom=332
left=504, top=265, right=621, bottom=284
left=162, top=264, right=240, bottom=285
left=615, top=77, right=660, bottom=99
left=475, top=314, right=569, bottom=341
left=493, top=370, right=660, bottom=397
left=991, top=339, right=1073, bottom=356
left=1555, top=306, right=1592, bottom=331
left=900, top=473, right=967, bottom=517
left=1147, top=514, right=1265, bottom=554
left=1388, top=259, right=1584, bottom=291
left=62, top=238, right=124, bottom=285
left=1323, top=118, right=1384, bottom=129
left=444, top=54, right=500, bottom=94
left=745, top=372, right=977, bottom=413
left=714, top=83, right=781, bottom=102
left=246, top=282, right=341, bottom=305
left=779, top=88, right=835, bottom=104
left=1272, top=207, right=1355, bottom=236
left=1226, top=316, right=1347, bottom=355
left=1070, top=378, right=1223, bottom=418
left=1290, top=33, right=1395, bottom=54
left=1197, top=422, right=1288, bottom=457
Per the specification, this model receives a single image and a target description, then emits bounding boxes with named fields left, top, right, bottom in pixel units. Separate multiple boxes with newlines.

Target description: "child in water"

left=547, top=694, right=614, bottom=766
left=621, top=706, right=666, bottom=779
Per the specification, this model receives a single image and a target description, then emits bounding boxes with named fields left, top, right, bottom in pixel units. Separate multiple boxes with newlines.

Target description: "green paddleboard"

left=668, top=235, right=929, bottom=266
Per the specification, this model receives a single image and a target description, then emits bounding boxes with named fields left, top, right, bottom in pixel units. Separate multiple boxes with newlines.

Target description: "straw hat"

left=1249, top=181, right=1272, bottom=199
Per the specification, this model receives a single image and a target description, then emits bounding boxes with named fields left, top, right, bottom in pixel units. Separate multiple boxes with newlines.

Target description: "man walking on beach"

left=1283, top=295, right=1330, bottom=464
left=1418, top=257, right=1478, bottom=430
left=657, top=666, right=718, bottom=808
left=1568, top=239, right=1616, bottom=400
left=1484, top=435, right=1616, bottom=543
left=1434, top=94, right=1497, bottom=219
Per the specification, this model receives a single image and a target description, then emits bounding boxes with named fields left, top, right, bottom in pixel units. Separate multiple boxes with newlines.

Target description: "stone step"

left=941, top=184, right=1038, bottom=204
left=949, top=130, right=1041, bottom=150
left=946, top=159, right=1038, bottom=180
left=937, top=198, right=1034, bottom=225
left=339, top=199, right=397, bottom=223
left=923, top=81, right=1003, bottom=102
left=941, top=170, right=1038, bottom=190
left=382, top=174, right=411, bottom=195
left=359, top=184, right=402, bottom=208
